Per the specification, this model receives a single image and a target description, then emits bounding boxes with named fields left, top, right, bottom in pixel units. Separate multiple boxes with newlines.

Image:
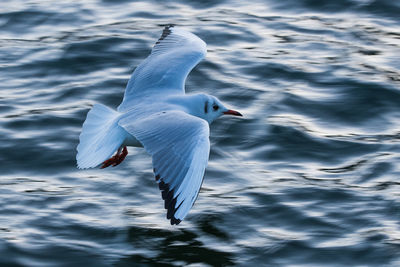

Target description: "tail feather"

left=76, top=104, right=126, bottom=169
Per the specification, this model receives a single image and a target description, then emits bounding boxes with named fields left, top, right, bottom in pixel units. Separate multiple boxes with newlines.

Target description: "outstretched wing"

left=118, top=25, right=207, bottom=112
left=119, top=111, right=210, bottom=225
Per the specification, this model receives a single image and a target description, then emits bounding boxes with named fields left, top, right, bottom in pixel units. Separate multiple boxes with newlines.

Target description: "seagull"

left=76, top=25, right=242, bottom=225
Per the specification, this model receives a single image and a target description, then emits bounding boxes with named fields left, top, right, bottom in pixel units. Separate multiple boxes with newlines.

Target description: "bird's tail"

left=76, top=104, right=126, bottom=169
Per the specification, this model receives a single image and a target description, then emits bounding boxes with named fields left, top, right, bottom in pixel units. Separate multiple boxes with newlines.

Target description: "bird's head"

left=192, top=94, right=242, bottom=124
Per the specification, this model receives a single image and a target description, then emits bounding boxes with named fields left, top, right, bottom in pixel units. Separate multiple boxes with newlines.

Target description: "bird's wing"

left=119, top=111, right=210, bottom=225
left=118, top=25, right=207, bottom=112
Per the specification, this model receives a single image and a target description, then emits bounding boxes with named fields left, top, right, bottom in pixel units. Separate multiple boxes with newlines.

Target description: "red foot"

left=101, top=146, right=128, bottom=169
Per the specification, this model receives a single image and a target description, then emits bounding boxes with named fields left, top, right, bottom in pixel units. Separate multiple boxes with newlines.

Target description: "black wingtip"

left=166, top=197, right=176, bottom=218
left=164, top=191, right=175, bottom=209
left=170, top=217, right=181, bottom=225
left=158, top=180, right=168, bottom=191
left=155, top=24, right=175, bottom=44
left=154, top=164, right=183, bottom=226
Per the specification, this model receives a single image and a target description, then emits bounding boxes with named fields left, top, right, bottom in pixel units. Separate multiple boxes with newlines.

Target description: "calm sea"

left=1, top=0, right=400, bottom=266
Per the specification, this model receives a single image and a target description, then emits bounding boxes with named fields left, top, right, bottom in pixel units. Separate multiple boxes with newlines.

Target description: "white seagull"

left=76, top=25, right=242, bottom=225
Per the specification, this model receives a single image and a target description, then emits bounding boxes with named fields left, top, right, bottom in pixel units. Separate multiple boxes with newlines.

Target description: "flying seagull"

left=76, top=25, right=242, bottom=225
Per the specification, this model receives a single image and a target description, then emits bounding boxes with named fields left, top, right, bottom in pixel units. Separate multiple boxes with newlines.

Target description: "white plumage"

left=77, top=25, right=242, bottom=225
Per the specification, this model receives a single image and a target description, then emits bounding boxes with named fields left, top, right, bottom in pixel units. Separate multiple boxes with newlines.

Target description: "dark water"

left=1, top=0, right=400, bottom=266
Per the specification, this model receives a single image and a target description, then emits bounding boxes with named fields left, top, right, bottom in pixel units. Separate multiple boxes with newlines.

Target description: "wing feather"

left=119, top=111, right=210, bottom=225
left=118, top=26, right=207, bottom=112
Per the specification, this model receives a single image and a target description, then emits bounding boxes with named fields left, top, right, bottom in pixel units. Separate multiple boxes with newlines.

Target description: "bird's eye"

left=213, top=105, right=219, bottom=111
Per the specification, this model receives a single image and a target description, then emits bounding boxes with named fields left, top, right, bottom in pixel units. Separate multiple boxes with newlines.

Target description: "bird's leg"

left=112, top=146, right=128, bottom=166
left=100, top=146, right=128, bottom=169
left=101, top=148, right=121, bottom=169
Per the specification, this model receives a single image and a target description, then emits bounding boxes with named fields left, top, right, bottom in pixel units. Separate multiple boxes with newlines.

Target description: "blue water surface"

left=1, top=0, right=400, bottom=266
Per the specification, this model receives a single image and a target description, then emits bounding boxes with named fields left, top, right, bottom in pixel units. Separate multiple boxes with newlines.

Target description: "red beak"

left=223, top=109, right=242, bottom=116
